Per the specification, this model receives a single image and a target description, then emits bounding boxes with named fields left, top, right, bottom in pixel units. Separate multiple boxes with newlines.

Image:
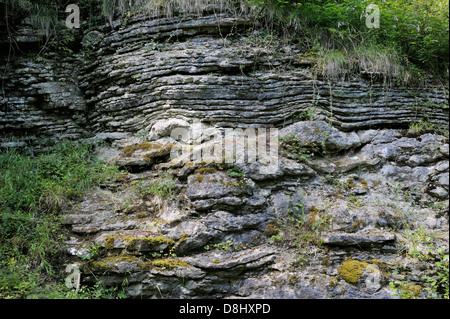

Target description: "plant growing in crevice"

left=422, top=246, right=449, bottom=299
left=408, top=118, right=436, bottom=134
left=279, top=134, right=314, bottom=162
left=288, top=109, right=315, bottom=122
left=270, top=193, right=331, bottom=268
left=226, top=165, right=245, bottom=179
left=132, top=174, right=177, bottom=199
left=279, top=133, right=329, bottom=162
left=204, top=240, right=242, bottom=252
left=422, top=252, right=449, bottom=299
left=77, top=242, right=104, bottom=261
left=389, top=280, right=423, bottom=299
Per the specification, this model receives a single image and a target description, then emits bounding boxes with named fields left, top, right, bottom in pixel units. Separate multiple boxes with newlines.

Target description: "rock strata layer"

left=1, top=12, right=448, bottom=147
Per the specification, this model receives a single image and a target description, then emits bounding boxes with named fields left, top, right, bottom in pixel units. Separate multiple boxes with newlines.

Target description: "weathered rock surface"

left=60, top=121, right=448, bottom=299
left=1, top=8, right=449, bottom=300
left=1, top=11, right=448, bottom=147
left=280, top=120, right=362, bottom=151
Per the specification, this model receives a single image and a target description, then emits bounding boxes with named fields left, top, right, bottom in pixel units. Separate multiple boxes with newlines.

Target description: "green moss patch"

left=122, top=143, right=155, bottom=157
left=338, top=259, right=369, bottom=284
left=194, top=167, right=217, bottom=175
left=104, top=235, right=175, bottom=251
left=121, top=142, right=175, bottom=162
left=88, top=256, right=140, bottom=272
left=139, top=258, right=190, bottom=271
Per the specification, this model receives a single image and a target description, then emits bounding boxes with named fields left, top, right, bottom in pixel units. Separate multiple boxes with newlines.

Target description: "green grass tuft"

left=0, top=140, right=121, bottom=298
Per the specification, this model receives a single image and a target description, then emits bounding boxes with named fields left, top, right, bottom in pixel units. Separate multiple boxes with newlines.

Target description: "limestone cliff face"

left=1, top=11, right=448, bottom=146
left=1, top=9, right=449, bottom=299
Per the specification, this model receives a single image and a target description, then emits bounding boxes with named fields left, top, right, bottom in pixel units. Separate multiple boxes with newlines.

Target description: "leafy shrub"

left=227, top=165, right=245, bottom=178
left=422, top=247, right=449, bottom=299
left=255, top=0, right=449, bottom=77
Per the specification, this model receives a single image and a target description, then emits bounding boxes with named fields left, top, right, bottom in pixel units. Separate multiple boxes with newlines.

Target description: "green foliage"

left=246, top=0, right=449, bottom=80
left=347, top=196, right=365, bottom=208
left=4, top=0, right=447, bottom=79
left=400, top=220, right=435, bottom=259
left=374, top=0, right=449, bottom=71
left=389, top=245, right=449, bottom=299
left=387, top=185, right=449, bottom=299
left=279, top=133, right=327, bottom=162
left=2, top=0, right=80, bottom=60
left=389, top=280, right=423, bottom=299
left=77, top=242, right=104, bottom=261
left=204, top=240, right=242, bottom=252
left=0, top=140, right=120, bottom=298
left=408, top=118, right=436, bottom=134
left=226, top=165, right=245, bottom=178
left=0, top=257, right=127, bottom=299
left=422, top=246, right=449, bottom=299
left=3, top=0, right=59, bottom=35
left=271, top=191, right=331, bottom=268
left=27, top=281, right=128, bottom=299
left=0, top=257, right=44, bottom=298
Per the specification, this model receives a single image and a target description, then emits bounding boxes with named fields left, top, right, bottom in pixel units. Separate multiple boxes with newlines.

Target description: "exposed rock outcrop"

left=1, top=11, right=448, bottom=147
left=1, top=7, right=448, bottom=299
left=61, top=121, right=448, bottom=299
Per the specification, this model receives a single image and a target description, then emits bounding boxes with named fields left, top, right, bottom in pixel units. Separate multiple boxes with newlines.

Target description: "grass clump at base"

left=0, top=140, right=121, bottom=299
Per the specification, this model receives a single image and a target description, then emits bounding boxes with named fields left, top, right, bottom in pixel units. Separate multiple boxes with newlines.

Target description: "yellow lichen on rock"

left=104, top=235, right=175, bottom=250
left=127, top=235, right=175, bottom=248
left=89, top=256, right=140, bottom=272
left=121, top=142, right=175, bottom=162
left=122, top=143, right=155, bottom=157
left=194, top=167, right=217, bottom=175
left=399, top=283, right=423, bottom=299
left=337, top=258, right=369, bottom=284
left=149, top=258, right=190, bottom=270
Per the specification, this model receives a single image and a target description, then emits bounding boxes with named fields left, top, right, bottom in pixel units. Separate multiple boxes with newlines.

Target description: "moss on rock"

left=399, top=283, right=423, bottom=299
left=337, top=258, right=369, bottom=284
left=194, top=167, right=217, bottom=175
left=104, top=235, right=175, bottom=251
left=369, top=259, right=391, bottom=277
left=122, top=143, right=155, bottom=157
left=128, top=235, right=175, bottom=248
left=192, top=174, right=206, bottom=184
left=88, top=256, right=140, bottom=272
left=121, top=142, right=175, bottom=162
left=142, top=258, right=190, bottom=271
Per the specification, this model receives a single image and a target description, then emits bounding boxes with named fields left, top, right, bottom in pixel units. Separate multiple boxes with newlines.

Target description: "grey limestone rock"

left=5, top=7, right=448, bottom=300
left=280, top=121, right=361, bottom=152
